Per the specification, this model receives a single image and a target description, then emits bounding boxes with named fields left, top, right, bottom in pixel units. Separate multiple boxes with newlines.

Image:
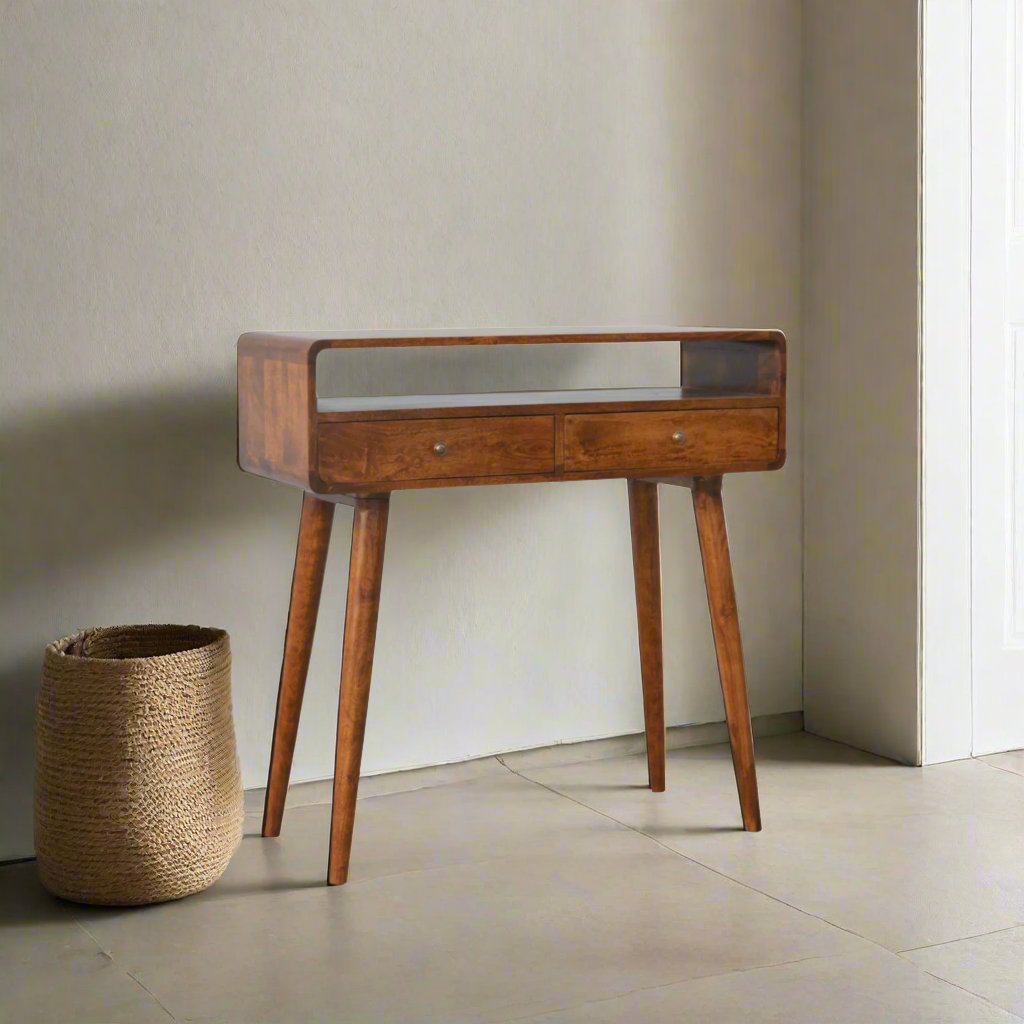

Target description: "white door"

left=972, top=0, right=1024, bottom=753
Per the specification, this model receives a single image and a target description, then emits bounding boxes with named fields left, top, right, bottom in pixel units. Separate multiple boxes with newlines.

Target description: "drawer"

left=563, top=408, right=779, bottom=473
left=317, top=415, right=555, bottom=484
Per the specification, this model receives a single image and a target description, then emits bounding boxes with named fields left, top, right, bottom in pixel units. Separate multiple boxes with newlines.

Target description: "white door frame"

left=920, top=0, right=973, bottom=763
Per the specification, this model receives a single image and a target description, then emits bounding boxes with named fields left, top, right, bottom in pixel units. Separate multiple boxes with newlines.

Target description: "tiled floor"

left=4, top=732, right=1024, bottom=1023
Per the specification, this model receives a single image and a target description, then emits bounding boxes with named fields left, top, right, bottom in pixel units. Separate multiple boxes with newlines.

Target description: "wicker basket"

left=35, top=624, right=244, bottom=905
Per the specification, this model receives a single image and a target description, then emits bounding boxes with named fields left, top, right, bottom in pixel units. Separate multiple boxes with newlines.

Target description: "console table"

left=237, top=328, right=786, bottom=885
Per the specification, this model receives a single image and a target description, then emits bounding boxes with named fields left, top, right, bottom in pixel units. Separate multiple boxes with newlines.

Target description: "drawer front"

left=564, top=408, right=779, bottom=473
left=318, top=415, right=555, bottom=483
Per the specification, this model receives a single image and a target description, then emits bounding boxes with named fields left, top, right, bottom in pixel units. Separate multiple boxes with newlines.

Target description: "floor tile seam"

left=125, top=969, right=177, bottom=1021
left=74, top=918, right=113, bottom=958
left=6, top=774, right=521, bottom=872
left=490, top=730, right=762, bottom=776
left=242, top=766, right=539, bottom=817
left=494, top=756, right=892, bottom=955
left=78, top=828, right=650, bottom=921
left=903, top=963, right=1024, bottom=1021
left=975, top=758, right=1024, bottom=781
left=897, top=922, right=1024, bottom=955
left=241, top=725, right=801, bottom=816
left=487, top=948, right=869, bottom=1024
left=72, top=919, right=177, bottom=1021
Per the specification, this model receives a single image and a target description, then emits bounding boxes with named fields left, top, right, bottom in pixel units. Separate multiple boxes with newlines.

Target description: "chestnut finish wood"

left=240, top=329, right=784, bottom=884
left=564, top=408, right=779, bottom=474
left=262, top=493, right=335, bottom=838
left=680, top=339, right=783, bottom=397
left=627, top=479, right=666, bottom=792
left=690, top=476, right=762, bottom=832
left=237, top=328, right=786, bottom=495
left=317, top=389, right=778, bottom=420
left=243, top=326, right=785, bottom=354
left=328, top=495, right=390, bottom=886
left=318, top=415, right=555, bottom=484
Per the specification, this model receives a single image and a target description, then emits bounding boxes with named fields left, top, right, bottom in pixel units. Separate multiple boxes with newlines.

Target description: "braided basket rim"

left=46, top=624, right=228, bottom=666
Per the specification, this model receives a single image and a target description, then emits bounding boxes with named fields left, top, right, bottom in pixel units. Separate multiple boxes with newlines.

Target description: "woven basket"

left=35, top=624, right=244, bottom=906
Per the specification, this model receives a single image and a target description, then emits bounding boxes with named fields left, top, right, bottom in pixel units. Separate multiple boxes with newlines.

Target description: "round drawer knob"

left=671, top=431, right=686, bottom=444
left=433, top=441, right=448, bottom=456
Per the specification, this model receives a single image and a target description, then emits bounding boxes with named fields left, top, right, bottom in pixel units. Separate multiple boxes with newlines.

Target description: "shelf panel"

left=317, top=386, right=771, bottom=417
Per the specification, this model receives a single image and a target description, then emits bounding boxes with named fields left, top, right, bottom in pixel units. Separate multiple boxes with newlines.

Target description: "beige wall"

left=801, top=0, right=921, bottom=763
left=1, top=0, right=802, bottom=859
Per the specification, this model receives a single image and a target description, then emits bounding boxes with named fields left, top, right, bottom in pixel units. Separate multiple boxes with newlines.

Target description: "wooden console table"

left=237, top=328, right=786, bottom=885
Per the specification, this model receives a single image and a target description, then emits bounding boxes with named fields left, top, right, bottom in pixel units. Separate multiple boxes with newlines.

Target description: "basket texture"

left=35, top=624, right=244, bottom=905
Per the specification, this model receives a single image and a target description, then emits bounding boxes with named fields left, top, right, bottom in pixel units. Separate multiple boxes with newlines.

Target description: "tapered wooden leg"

left=691, top=476, right=762, bottom=832
left=327, top=495, right=390, bottom=885
left=627, top=480, right=666, bottom=792
left=262, top=493, right=335, bottom=838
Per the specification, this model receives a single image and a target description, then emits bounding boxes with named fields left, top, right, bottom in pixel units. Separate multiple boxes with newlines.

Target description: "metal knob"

left=433, top=441, right=448, bottom=456
left=671, top=431, right=685, bottom=444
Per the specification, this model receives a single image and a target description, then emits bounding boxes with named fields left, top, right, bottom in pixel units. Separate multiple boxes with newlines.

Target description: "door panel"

left=972, top=0, right=1024, bottom=753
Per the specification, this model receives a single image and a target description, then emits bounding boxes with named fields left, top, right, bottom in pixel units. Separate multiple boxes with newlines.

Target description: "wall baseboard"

left=242, top=711, right=804, bottom=815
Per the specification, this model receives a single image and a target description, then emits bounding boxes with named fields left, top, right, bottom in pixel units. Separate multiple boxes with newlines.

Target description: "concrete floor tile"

left=70, top=833, right=868, bottom=1023
left=242, top=755, right=510, bottom=815
left=212, top=771, right=628, bottom=897
left=521, top=733, right=1024, bottom=950
left=8, top=732, right=1024, bottom=1023
left=903, top=926, right=1024, bottom=1019
left=979, top=750, right=1024, bottom=778
left=513, top=948, right=1021, bottom=1024
left=0, top=865, right=171, bottom=1024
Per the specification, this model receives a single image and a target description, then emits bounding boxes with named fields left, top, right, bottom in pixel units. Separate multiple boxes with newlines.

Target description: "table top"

left=240, top=326, right=785, bottom=355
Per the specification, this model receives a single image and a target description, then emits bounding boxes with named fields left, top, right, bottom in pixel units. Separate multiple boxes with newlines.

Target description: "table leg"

left=327, top=495, right=390, bottom=885
left=691, top=476, right=762, bottom=831
left=263, top=493, right=335, bottom=838
left=627, top=479, right=666, bottom=792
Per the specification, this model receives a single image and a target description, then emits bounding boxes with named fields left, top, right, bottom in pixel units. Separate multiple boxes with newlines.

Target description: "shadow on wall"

left=0, top=380, right=289, bottom=858
left=1, top=381, right=265, bottom=582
